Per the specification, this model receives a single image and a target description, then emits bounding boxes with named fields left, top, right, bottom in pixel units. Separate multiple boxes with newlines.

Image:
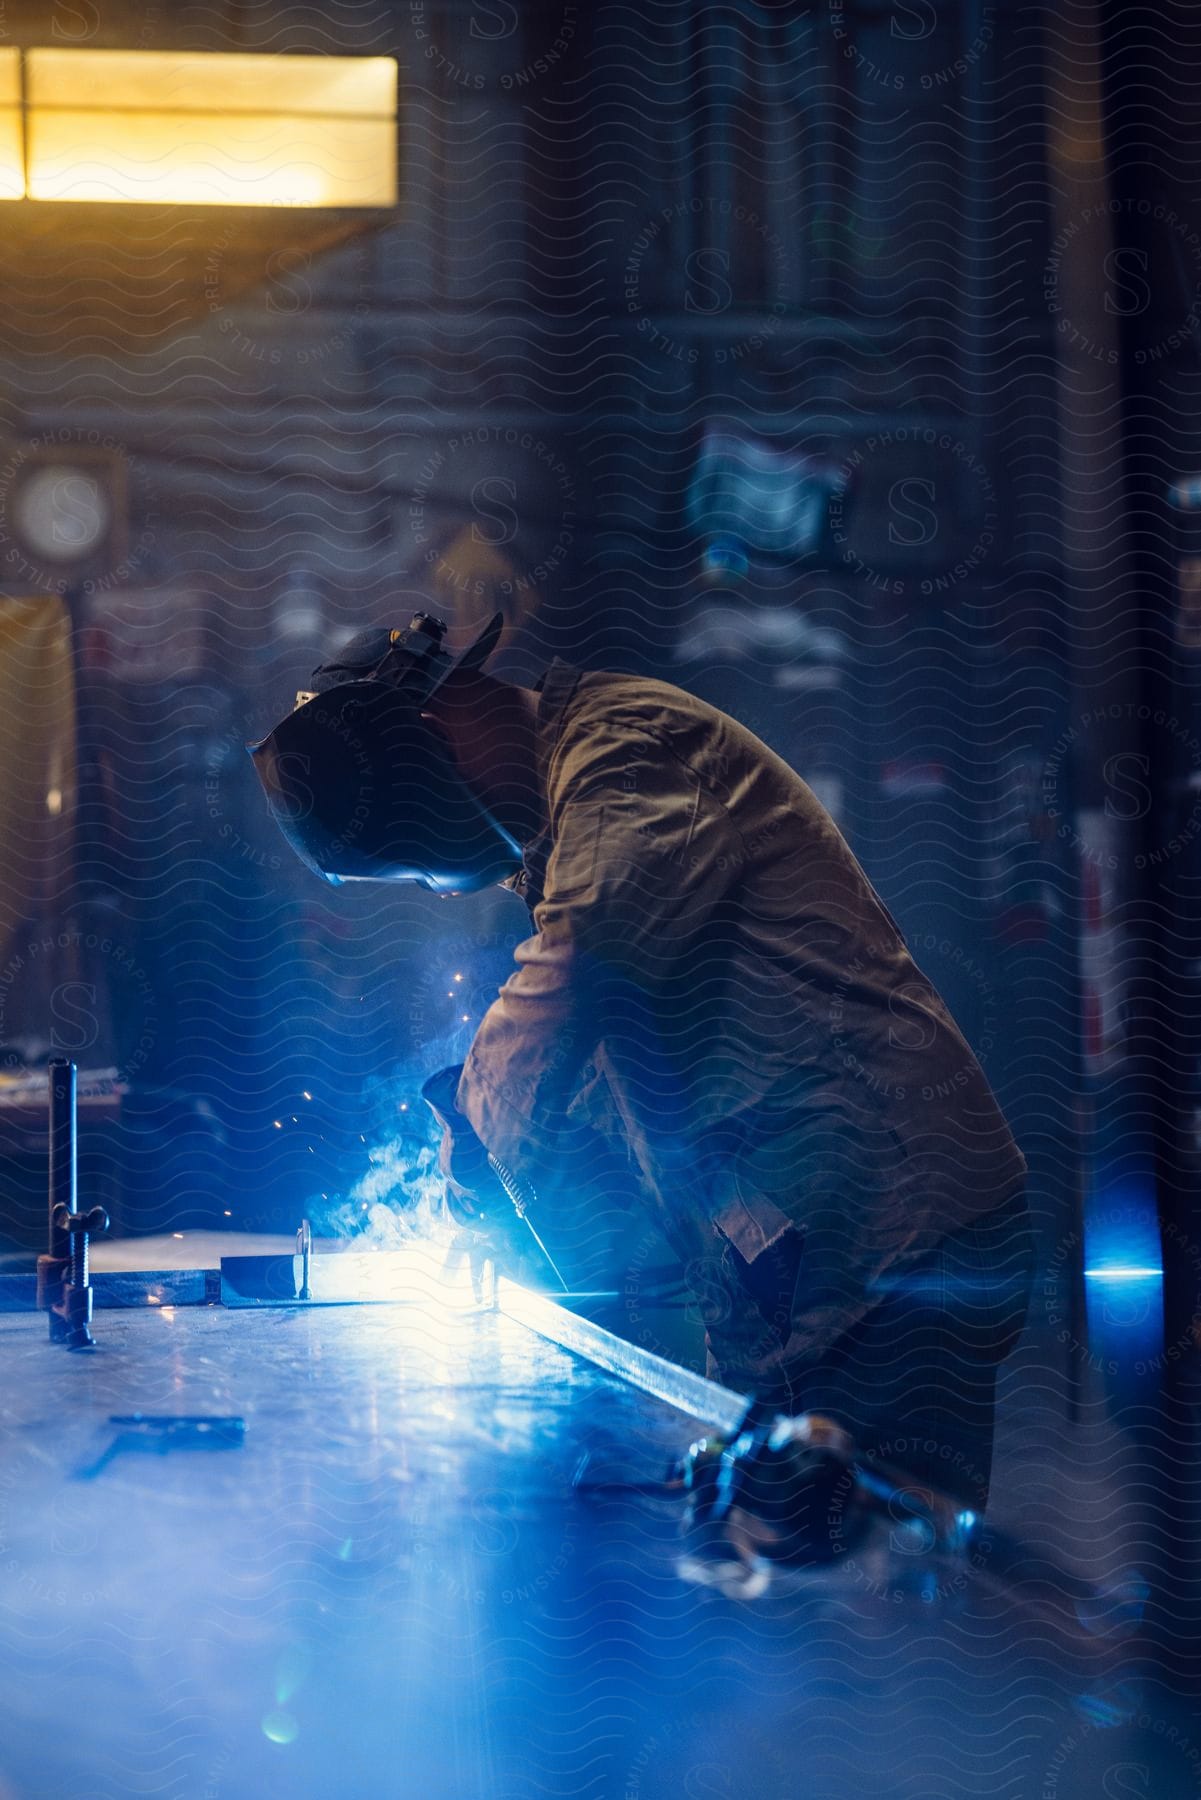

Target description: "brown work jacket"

left=457, top=661, right=1027, bottom=1370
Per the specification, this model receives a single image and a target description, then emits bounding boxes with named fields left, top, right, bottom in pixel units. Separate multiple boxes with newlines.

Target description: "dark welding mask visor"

left=248, top=682, right=521, bottom=891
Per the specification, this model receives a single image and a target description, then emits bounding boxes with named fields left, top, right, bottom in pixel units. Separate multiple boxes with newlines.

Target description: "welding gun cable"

left=485, top=1152, right=570, bottom=1292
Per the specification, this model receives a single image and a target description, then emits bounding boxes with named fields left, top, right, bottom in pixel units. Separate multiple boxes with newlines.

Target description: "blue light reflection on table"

left=0, top=1295, right=1192, bottom=1800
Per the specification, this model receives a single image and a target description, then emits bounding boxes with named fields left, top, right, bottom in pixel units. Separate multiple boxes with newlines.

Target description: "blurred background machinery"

left=0, top=0, right=1194, bottom=1663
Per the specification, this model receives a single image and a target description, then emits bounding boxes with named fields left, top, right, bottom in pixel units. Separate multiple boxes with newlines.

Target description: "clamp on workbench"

left=35, top=1058, right=108, bottom=1349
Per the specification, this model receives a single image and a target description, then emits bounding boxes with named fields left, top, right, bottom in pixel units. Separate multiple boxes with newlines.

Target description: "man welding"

left=251, top=611, right=1033, bottom=1508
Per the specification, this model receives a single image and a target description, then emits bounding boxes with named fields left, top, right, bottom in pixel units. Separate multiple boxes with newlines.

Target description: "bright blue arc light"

left=1084, top=1266, right=1163, bottom=1282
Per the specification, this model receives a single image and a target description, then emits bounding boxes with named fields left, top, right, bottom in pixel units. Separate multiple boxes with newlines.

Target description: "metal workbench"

left=0, top=1245, right=1192, bottom=1800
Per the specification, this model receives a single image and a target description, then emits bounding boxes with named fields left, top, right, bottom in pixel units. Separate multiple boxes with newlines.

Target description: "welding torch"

left=420, top=1064, right=568, bottom=1291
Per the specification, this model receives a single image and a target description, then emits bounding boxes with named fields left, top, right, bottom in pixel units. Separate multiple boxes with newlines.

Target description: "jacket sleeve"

left=456, top=728, right=742, bottom=1170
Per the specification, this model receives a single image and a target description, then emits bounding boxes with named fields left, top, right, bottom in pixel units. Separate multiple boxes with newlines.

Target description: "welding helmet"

left=248, top=611, right=522, bottom=890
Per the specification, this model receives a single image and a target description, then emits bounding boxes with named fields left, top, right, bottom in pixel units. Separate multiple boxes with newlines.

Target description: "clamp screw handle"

left=52, top=1205, right=109, bottom=1236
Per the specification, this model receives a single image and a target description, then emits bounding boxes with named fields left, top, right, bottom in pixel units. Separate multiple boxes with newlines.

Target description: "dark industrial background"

left=0, top=0, right=1197, bottom=1700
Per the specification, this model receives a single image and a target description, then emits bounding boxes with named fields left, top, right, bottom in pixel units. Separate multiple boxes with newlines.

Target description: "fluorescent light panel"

left=0, top=49, right=397, bottom=206
left=0, top=49, right=21, bottom=199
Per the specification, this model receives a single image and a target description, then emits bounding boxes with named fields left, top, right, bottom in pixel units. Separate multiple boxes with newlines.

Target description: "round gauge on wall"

left=11, top=461, right=116, bottom=565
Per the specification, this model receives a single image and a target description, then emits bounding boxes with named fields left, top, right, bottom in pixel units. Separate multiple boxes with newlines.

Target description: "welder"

left=250, top=613, right=1033, bottom=1508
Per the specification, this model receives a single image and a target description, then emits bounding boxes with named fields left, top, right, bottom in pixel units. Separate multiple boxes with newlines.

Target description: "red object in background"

left=880, top=759, right=948, bottom=797
left=82, top=588, right=209, bottom=684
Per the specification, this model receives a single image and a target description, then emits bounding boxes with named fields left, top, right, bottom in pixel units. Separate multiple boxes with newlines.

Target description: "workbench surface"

left=0, top=1298, right=1187, bottom=1800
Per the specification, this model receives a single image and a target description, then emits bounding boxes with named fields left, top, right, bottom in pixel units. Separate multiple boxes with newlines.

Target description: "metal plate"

left=0, top=1268, right=212, bottom=1310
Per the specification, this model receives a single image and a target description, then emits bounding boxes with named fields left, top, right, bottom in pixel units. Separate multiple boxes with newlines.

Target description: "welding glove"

left=420, top=1063, right=499, bottom=1222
